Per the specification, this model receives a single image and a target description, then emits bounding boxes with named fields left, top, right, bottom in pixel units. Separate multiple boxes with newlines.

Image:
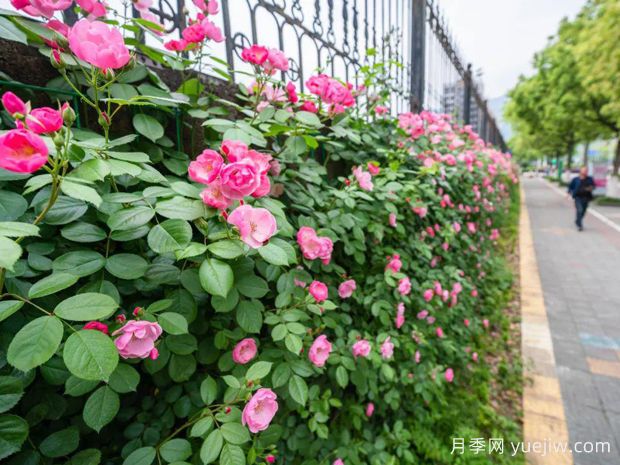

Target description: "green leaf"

left=175, top=242, right=208, bottom=260
left=271, top=363, right=291, bottom=388
left=65, top=449, right=102, bottom=465
left=236, top=300, right=263, bottom=333
left=0, top=17, right=28, bottom=45
left=200, top=376, right=218, bottom=404
left=83, top=386, right=119, bottom=432
left=0, top=414, right=28, bottom=460
left=0, top=236, right=21, bottom=272
left=284, top=333, right=303, bottom=354
left=199, top=258, right=233, bottom=297
left=70, top=158, right=110, bottom=182
left=158, top=312, right=189, bottom=335
left=63, top=330, right=118, bottom=381
left=235, top=274, right=269, bottom=298
left=55, top=293, right=118, bottom=321
left=107, top=206, right=154, bottom=231
left=108, top=364, right=140, bottom=393
left=122, top=446, right=156, bottom=465
left=200, top=429, right=223, bottom=464
left=219, top=443, right=245, bottom=465
left=52, top=251, right=106, bottom=277
left=105, top=254, right=149, bottom=280
left=206, top=240, right=246, bottom=259
left=288, top=375, right=308, bottom=405
left=191, top=417, right=214, bottom=437
left=220, top=422, right=250, bottom=445
left=0, top=222, right=39, bottom=237
left=295, top=111, right=323, bottom=127
left=61, top=180, right=102, bottom=207
left=245, top=361, right=272, bottom=380
left=156, top=197, right=205, bottom=220
left=7, top=316, right=63, bottom=371
left=133, top=114, right=164, bottom=142
left=147, top=219, right=192, bottom=254
left=0, top=377, right=23, bottom=414
left=0, top=191, right=27, bottom=221
left=160, top=438, right=192, bottom=462
left=257, top=242, right=289, bottom=266
left=61, top=222, right=107, bottom=243
left=64, top=376, right=99, bottom=397
left=40, top=426, right=79, bottom=458
left=0, top=301, right=23, bottom=323
left=28, top=273, right=79, bottom=299
left=336, top=366, right=349, bottom=388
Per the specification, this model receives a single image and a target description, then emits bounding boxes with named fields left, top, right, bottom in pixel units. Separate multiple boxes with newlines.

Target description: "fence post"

left=463, top=63, right=472, bottom=125
left=410, top=0, right=426, bottom=112
left=220, top=0, right=235, bottom=81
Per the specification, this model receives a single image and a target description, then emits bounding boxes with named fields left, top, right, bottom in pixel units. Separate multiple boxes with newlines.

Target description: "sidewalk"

left=522, top=178, right=620, bottom=465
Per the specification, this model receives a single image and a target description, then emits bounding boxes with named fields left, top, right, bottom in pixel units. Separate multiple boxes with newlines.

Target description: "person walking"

left=567, top=166, right=595, bottom=231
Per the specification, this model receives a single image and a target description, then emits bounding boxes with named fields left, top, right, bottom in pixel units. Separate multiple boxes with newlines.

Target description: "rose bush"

left=0, top=3, right=522, bottom=465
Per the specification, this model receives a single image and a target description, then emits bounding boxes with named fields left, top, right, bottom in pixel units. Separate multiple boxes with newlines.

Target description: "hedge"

left=0, top=5, right=521, bottom=465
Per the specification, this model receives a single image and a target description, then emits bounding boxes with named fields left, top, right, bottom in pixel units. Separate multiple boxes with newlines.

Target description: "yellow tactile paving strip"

left=520, top=187, right=573, bottom=465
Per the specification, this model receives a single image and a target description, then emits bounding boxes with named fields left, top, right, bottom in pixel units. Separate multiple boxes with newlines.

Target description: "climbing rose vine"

left=0, top=1, right=521, bottom=464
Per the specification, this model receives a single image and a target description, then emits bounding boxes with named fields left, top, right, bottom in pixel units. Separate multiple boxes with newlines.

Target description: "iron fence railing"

left=63, top=0, right=507, bottom=148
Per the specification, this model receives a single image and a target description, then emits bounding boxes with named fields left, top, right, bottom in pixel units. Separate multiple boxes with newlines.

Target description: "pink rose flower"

left=26, top=107, right=62, bottom=134
left=242, top=388, right=278, bottom=433
left=374, top=105, right=388, bottom=115
left=83, top=321, right=109, bottom=334
left=388, top=213, right=397, bottom=227
left=241, top=44, right=269, bottom=65
left=445, top=368, right=454, bottom=383
left=112, top=320, right=162, bottom=359
left=367, top=162, right=380, bottom=175
left=189, top=149, right=223, bottom=184
left=472, top=352, right=478, bottom=362
left=395, top=302, right=405, bottom=329
left=423, top=289, right=433, bottom=302
left=68, top=20, right=130, bottom=70
left=416, top=310, right=428, bottom=319
left=300, top=100, right=318, bottom=113
left=436, top=327, right=444, bottom=338
left=2, top=92, right=28, bottom=117
left=286, top=82, right=299, bottom=103
left=398, top=277, right=411, bottom=296
left=385, top=254, right=402, bottom=273
left=227, top=205, right=277, bottom=249
left=219, top=161, right=261, bottom=199
left=182, top=22, right=205, bottom=43
left=164, top=39, right=188, bottom=51
left=464, top=318, right=470, bottom=327
left=266, top=455, right=276, bottom=464
left=206, top=0, right=218, bottom=14
left=200, top=179, right=232, bottom=210
left=333, top=460, right=344, bottom=465
left=0, top=129, right=48, bottom=173
left=352, top=339, right=371, bottom=358
left=308, top=280, right=328, bottom=303
left=483, top=319, right=489, bottom=328
left=232, top=338, right=257, bottom=364
left=264, top=48, right=289, bottom=73
left=11, top=0, right=72, bottom=18
left=308, top=335, right=332, bottom=367
left=338, top=279, right=356, bottom=298
left=296, top=226, right=333, bottom=264
left=412, top=206, right=427, bottom=218
left=415, top=350, right=421, bottom=363
left=380, top=336, right=394, bottom=360
left=352, top=166, right=373, bottom=191
left=365, top=402, right=374, bottom=417
left=75, top=0, right=107, bottom=19
left=202, top=19, right=224, bottom=42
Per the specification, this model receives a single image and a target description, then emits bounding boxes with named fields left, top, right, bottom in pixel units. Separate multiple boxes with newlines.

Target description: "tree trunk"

left=583, top=141, right=590, bottom=167
left=567, top=145, right=573, bottom=170
left=614, top=136, right=620, bottom=176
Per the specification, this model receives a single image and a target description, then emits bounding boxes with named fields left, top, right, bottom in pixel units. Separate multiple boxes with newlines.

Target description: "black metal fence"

left=97, top=0, right=506, bottom=149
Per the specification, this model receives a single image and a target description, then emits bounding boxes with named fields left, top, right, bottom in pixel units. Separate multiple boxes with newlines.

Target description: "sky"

left=439, top=0, right=586, bottom=99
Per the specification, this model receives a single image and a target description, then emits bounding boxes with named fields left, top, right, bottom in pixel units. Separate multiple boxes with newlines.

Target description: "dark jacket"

left=568, top=176, right=595, bottom=200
